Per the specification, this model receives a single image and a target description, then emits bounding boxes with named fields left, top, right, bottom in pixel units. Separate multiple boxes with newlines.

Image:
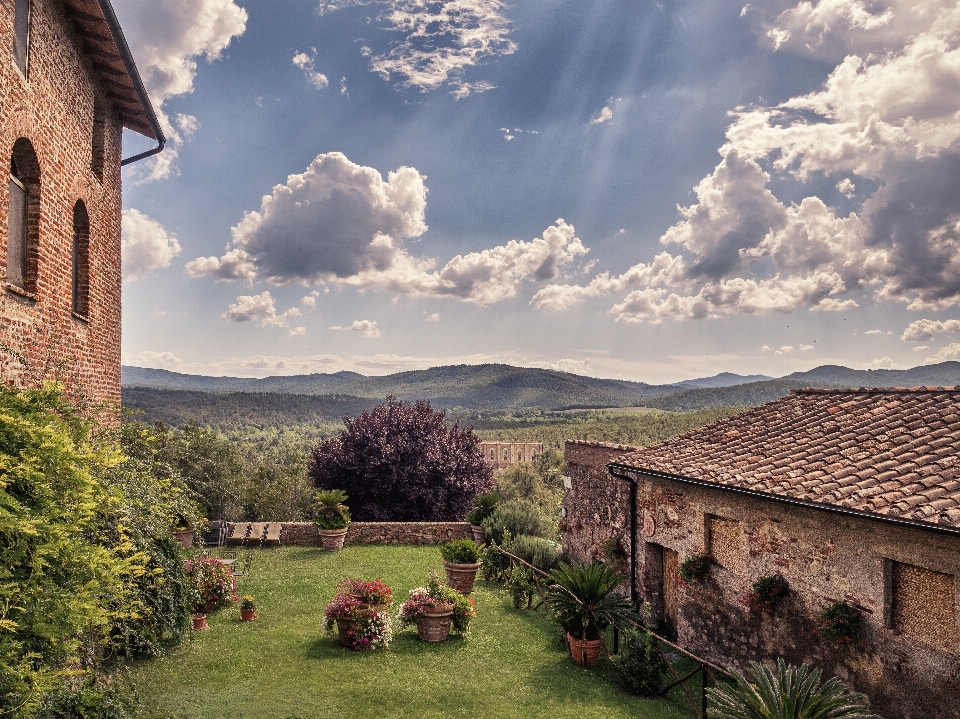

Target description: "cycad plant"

left=313, top=489, right=351, bottom=530
left=707, top=659, right=878, bottom=719
left=545, top=562, right=638, bottom=641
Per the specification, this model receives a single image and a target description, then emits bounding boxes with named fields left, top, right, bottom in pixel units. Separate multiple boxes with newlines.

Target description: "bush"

left=183, top=558, right=237, bottom=614
left=677, top=553, right=711, bottom=585
left=482, top=499, right=554, bottom=545
left=743, top=574, right=791, bottom=614
left=310, top=397, right=493, bottom=521
left=38, top=676, right=137, bottom=719
left=440, top=538, right=481, bottom=564
left=815, top=601, right=864, bottom=649
left=506, top=565, right=536, bottom=608
left=504, top=534, right=563, bottom=573
left=480, top=541, right=511, bottom=581
left=617, top=610, right=667, bottom=697
left=464, top=491, right=500, bottom=526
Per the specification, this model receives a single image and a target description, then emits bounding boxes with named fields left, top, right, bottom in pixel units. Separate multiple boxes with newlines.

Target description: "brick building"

left=479, top=441, right=543, bottom=469
left=562, top=388, right=960, bottom=719
left=1, top=0, right=162, bottom=405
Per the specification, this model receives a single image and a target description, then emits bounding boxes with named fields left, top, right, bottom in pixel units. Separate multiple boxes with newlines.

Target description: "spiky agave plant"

left=707, top=658, right=879, bottom=719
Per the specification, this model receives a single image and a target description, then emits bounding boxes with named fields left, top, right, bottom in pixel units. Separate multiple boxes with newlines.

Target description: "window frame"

left=7, top=166, right=28, bottom=289
left=12, top=0, right=30, bottom=78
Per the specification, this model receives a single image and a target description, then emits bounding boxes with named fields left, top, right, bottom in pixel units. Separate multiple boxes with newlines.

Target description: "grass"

left=128, top=545, right=697, bottom=719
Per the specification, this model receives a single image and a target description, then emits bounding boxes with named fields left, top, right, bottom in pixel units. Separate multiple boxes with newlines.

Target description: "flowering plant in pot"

left=240, top=595, right=257, bottom=622
left=440, top=538, right=482, bottom=594
left=545, top=562, right=638, bottom=667
left=814, top=601, right=864, bottom=650
left=742, top=573, right=792, bottom=615
left=398, top=572, right=475, bottom=642
left=313, top=489, right=351, bottom=551
left=184, top=557, right=238, bottom=629
left=465, top=492, right=500, bottom=543
left=677, top=553, right=711, bottom=588
left=322, top=577, right=393, bottom=650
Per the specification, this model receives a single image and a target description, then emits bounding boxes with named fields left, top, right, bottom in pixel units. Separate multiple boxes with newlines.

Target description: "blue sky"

left=113, top=0, right=960, bottom=383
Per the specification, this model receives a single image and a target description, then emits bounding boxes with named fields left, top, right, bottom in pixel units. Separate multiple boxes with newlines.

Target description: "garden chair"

left=231, top=553, right=253, bottom=584
left=263, top=522, right=282, bottom=546
left=247, top=522, right=267, bottom=547
left=227, top=522, right=250, bottom=544
left=202, top=520, right=227, bottom=547
left=218, top=549, right=237, bottom=567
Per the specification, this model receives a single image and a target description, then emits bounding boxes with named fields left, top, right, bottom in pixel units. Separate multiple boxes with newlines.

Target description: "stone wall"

left=561, top=440, right=960, bottom=719
left=231, top=521, right=472, bottom=546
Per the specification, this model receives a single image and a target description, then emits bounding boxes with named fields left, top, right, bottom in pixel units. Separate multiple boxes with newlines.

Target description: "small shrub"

left=743, top=574, right=791, bottom=614
left=440, top=538, right=481, bottom=564
left=617, top=605, right=667, bottom=697
left=504, top=534, right=563, bottom=573
left=506, top=564, right=536, bottom=608
left=482, top=499, right=554, bottom=545
left=480, top=541, right=511, bottom=581
left=39, top=676, right=138, bottom=719
left=677, top=553, right=711, bottom=586
left=815, top=601, right=864, bottom=649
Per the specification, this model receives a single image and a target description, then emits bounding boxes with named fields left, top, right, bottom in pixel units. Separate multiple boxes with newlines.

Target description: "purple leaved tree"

left=309, top=397, right=493, bottom=521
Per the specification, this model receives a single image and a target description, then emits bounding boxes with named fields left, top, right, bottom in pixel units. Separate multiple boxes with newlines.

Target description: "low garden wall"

left=227, top=521, right=472, bottom=546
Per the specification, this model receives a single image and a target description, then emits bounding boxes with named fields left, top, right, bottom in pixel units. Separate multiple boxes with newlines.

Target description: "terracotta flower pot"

left=566, top=632, right=603, bottom=667
left=173, top=529, right=194, bottom=549
left=416, top=603, right=455, bottom=642
left=336, top=617, right=357, bottom=647
left=318, top=527, right=348, bottom=551
left=191, top=614, right=208, bottom=631
left=470, top=525, right=486, bottom=544
left=240, top=609, right=257, bottom=622
left=443, top=559, right=481, bottom=594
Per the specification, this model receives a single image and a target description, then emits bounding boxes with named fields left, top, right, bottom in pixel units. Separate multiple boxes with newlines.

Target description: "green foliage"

left=745, top=574, right=791, bottom=614
left=545, top=562, right=638, bottom=641
left=706, top=658, right=879, bottom=719
left=815, top=602, right=864, bottom=650
left=678, top=554, right=711, bottom=585
left=465, top=491, right=500, bottom=525
left=600, top=536, right=626, bottom=564
left=482, top=499, right=555, bottom=545
left=503, top=534, right=563, bottom=573
left=506, top=565, right=536, bottom=609
left=37, top=675, right=137, bottom=719
left=495, top=453, right=563, bottom=521
left=480, top=541, right=511, bottom=581
left=440, top=538, right=480, bottom=564
left=312, top=490, right=351, bottom=530
left=617, top=605, right=667, bottom=697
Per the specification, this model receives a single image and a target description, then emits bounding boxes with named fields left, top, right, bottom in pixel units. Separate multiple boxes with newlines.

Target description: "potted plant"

left=545, top=562, right=638, bottom=667
left=743, top=573, right=792, bottom=615
left=440, top=538, right=482, bottom=594
left=184, top=557, right=238, bottom=630
left=677, top=553, right=711, bottom=588
left=398, top=572, right=475, bottom=642
left=313, top=489, right=351, bottom=551
left=814, top=601, right=864, bottom=650
left=240, top=595, right=257, bottom=622
left=322, top=578, right=393, bottom=650
left=465, top=492, right=500, bottom=544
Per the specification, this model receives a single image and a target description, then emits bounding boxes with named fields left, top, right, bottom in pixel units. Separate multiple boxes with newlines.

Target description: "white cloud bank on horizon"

left=187, top=152, right=588, bottom=306
left=121, top=209, right=182, bottom=282
left=114, top=0, right=248, bottom=182
left=533, top=0, right=960, bottom=324
left=318, top=0, right=515, bottom=98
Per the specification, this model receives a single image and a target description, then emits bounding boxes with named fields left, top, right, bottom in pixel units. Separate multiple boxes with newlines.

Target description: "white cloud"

left=188, top=152, right=588, bottom=305
left=330, top=319, right=382, bottom=337
left=926, top=343, right=960, bottom=362
left=914, top=345, right=930, bottom=351
left=865, top=328, right=892, bottom=335
left=775, top=345, right=794, bottom=355
left=114, top=0, right=247, bottom=181
left=800, top=344, right=814, bottom=351
left=121, top=209, right=182, bottom=282
left=900, top=318, right=960, bottom=341
left=127, top=350, right=183, bottom=369
left=863, top=356, right=896, bottom=369
left=324, top=0, right=515, bottom=97
left=289, top=326, right=307, bottom=336
left=293, top=50, right=330, bottom=89
left=425, top=312, right=439, bottom=321
left=761, top=344, right=771, bottom=351
left=591, top=106, right=614, bottom=124
left=301, top=291, right=321, bottom=307
left=836, top=178, right=856, bottom=198
left=222, top=291, right=301, bottom=327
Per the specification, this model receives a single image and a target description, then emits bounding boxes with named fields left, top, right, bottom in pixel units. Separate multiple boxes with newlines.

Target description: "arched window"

left=8, top=139, right=40, bottom=293
left=72, top=201, right=90, bottom=317
left=12, top=0, right=30, bottom=76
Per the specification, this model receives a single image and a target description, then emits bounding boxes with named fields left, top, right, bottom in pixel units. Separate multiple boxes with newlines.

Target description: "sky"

left=112, top=0, right=960, bottom=384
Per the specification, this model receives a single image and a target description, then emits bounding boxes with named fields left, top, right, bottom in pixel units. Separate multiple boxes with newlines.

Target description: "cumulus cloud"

left=293, top=50, right=329, bottom=89
left=864, top=356, right=896, bottom=369
left=127, top=350, right=183, bottom=369
left=323, top=0, right=515, bottom=97
left=301, top=291, right=321, bottom=307
left=121, top=209, right=182, bottom=282
left=591, top=106, right=614, bottom=124
left=900, top=317, right=960, bottom=341
left=188, top=152, right=588, bottom=305
left=800, top=344, right=814, bottom=351
left=114, top=0, right=247, bottom=181
left=926, top=343, right=960, bottom=362
left=222, top=291, right=301, bottom=327
left=289, top=326, right=307, bottom=336
left=425, top=312, right=439, bottom=321
left=914, top=345, right=930, bottom=351
left=330, top=319, right=382, bottom=337
left=865, top=328, right=892, bottom=335
left=535, top=2, right=960, bottom=323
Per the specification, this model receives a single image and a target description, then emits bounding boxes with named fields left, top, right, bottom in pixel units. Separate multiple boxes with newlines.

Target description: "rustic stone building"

left=561, top=388, right=960, bottom=719
left=479, top=441, right=542, bottom=469
left=1, top=0, right=162, bottom=405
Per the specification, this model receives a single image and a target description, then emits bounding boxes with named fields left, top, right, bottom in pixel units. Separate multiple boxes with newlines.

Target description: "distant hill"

left=673, top=372, right=772, bottom=389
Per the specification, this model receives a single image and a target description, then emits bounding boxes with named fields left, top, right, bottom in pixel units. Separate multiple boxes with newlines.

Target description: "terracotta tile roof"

left=614, top=387, right=960, bottom=530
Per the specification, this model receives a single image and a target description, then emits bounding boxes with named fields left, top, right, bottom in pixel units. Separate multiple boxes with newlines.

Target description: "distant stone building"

left=562, top=388, right=960, bottom=719
left=1, top=0, right=162, bottom=405
left=479, top=441, right=542, bottom=469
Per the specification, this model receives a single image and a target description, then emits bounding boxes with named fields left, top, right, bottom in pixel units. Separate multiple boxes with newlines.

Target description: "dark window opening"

left=13, top=0, right=30, bottom=76
left=8, top=138, right=40, bottom=294
left=7, top=159, right=27, bottom=287
left=72, top=201, right=90, bottom=317
left=91, top=99, right=106, bottom=180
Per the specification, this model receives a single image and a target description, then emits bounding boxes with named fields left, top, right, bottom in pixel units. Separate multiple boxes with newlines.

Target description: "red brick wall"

left=0, top=0, right=124, bottom=407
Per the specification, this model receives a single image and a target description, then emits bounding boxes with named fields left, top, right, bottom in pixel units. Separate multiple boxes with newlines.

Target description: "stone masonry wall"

left=236, top=521, right=472, bottom=546
left=0, top=0, right=125, bottom=407
left=561, top=440, right=960, bottom=719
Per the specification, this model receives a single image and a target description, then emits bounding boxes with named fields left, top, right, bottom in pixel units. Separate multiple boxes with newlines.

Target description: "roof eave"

left=608, top=461, right=960, bottom=540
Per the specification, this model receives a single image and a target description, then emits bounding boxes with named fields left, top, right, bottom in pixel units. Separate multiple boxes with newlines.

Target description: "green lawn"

left=129, top=546, right=696, bottom=719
